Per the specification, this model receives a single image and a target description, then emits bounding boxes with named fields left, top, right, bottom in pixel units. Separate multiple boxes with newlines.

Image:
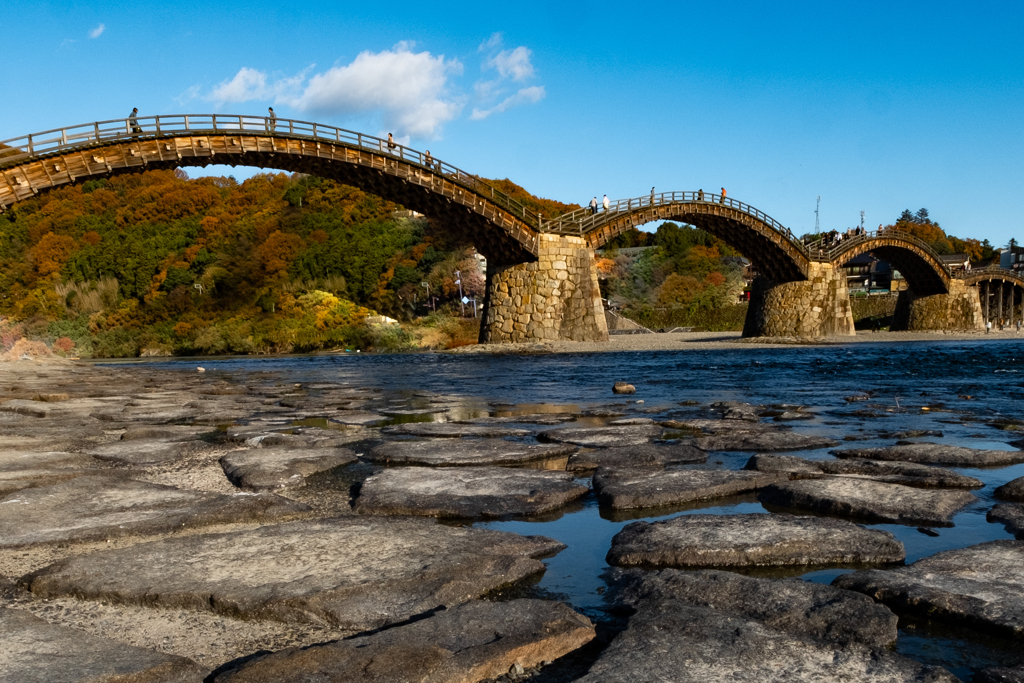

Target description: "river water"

left=139, top=339, right=1024, bottom=679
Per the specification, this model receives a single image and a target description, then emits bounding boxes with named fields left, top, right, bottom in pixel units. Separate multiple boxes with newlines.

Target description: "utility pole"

left=814, top=196, right=821, bottom=235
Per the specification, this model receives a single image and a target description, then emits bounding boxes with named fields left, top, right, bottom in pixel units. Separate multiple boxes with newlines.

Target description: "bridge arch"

left=546, top=192, right=811, bottom=283
left=0, top=114, right=540, bottom=266
left=821, top=232, right=951, bottom=296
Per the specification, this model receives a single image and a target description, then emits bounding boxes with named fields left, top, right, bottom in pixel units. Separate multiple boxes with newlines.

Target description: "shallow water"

left=138, top=338, right=1024, bottom=679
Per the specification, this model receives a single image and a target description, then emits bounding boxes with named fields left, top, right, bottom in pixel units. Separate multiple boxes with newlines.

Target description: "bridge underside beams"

left=891, top=279, right=983, bottom=332
left=837, top=244, right=948, bottom=296
left=742, top=263, right=854, bottom=338
left=480, top=233, right=608, bottom=344
left=977, top=279, right=1024, bottom=326
left=0, top=135, right=538, bottom=266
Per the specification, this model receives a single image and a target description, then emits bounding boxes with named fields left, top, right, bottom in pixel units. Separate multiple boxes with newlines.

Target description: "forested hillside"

left=0, top=169, right=487, bottom=357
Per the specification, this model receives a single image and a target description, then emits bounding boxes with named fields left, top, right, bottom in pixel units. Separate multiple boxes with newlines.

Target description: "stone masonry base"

left=479, top=234, right=609, bottom=344
left=742, top=263, right=855, bottom=338
left=891, top=280, right=984, bottom=331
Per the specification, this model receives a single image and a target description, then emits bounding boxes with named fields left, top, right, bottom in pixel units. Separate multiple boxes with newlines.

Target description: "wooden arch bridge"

left=0, top=114, right=1019, bottom=340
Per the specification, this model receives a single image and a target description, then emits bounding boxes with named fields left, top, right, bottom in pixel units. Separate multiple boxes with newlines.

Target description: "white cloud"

left=89, top=23, right=105, bottom=39
left=478, top=32, right=503, bottom=52
left=471, top=86, right=545, bottom=120
left=292, top=44, right=463, bottom=138
left=489, top=47, right=534, bottom=82
left=209, top=67, right=269, bottom=103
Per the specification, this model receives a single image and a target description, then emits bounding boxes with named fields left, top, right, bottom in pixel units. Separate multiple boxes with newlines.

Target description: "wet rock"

left=0, top=607, right=207, bottom=683
left=695, top=431, right=839, bottom=452
left=607, top=417, right=656, bottom=425
left=537, top=425, right=663, bottom=448
left=662, top=418, right=775, bottom=434
left=219, top=447, right=357, bottom=491
left=710, top=401, right=761, bottom=422
left=607, top=513, right=904, bottom=568
left=84, top=439, right=189, bottom=466
left=566, top=443, right=707, bottom=471
left=609, top=568, right=898, bottom=647
left=989, top=504, right=1024, bottom=539
left=832, top=443, right=1024, bottom=467
left=613, top=382, right=636, bottom=394
left=354, top=467, right=589, bottom=518
left=579, top=407, right=626, bottom=417
left=834, top=540, right=1024, bottom=640
left=0, top=476, right=309, bottom=548
left=774, top=410, right=815, bottom=421
left=996, top=477, right=1024, bottom=502
left=0, top=399, right=53, bottom=418
left=758, top=478, right=977, bottom=526
left=366, top=439, right=576, bottom=466
left=381, top=422, right=532, bottom=438
left=0, top=450, right=104, bottom=495
left=329, top=411, right=386, bottom=425
left=26, top=518, right=563, bottom=631
left=973, top=666, right=1024, bottom=683
left=464, top=413, right=576, bottom=425
left=594, top=469, right=785, bottom=510
left=379, top=407, right=449, bottom=416
left=576, top=601, right=955, bottom=683
left=745, top=453, right=984, bottom=488
left=211, top=599, right=594, bottom=683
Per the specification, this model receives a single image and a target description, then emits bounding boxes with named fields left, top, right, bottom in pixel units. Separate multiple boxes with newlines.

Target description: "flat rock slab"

left=576, top=601, right=956, bottom=683
left=329, top=411, right=386, bottom=425
left=220, top=447, right=358, bottom=491
left=381, top=423, right=532, bottom=438
left=0, top=607, right=206, bottom=683
left=833, top=443, right=1024, bottom=467
left=120, top=425, right=213, bottom=441
left=213, top=598, right=593, bottom=683
left=567, top=443, right=706, bottom=471
left=0, top=476, right=309, bottom=548
left=366, top=439, right=576, bottom=466
left=465, top=413, right=575, bottom=425
left=0, top=450, right=103, bottom=495
left=996, top=477, right=1024, bottom=501
left=662, top=418, right=777, bottom=434
left=746, top=453, right=984, bottom=489
left=594, top=469, right=785, bottom=510
left=834, top=540, right=1024, bottom=640
left=758, top=478, right=977, bottom=526
left=607, top=513, right=904, bottom=568
left=85, top=439, right=189, bottom=465
left=695, top=431, right=840, bottom=452
left=26, top=517, right=563, bottom=631
left=609, top=568, right=898, bottom=647
left=354, top=467, right=589, bottom=518
left=989, top=504, right=1024, bottom=539
left=537, top=425, right=663, bottom=448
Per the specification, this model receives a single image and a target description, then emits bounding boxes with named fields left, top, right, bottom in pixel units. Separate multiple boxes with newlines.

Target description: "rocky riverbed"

left=2, top=345, right=1024, bottom=682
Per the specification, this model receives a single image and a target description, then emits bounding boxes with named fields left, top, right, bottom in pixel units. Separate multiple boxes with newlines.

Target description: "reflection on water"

left=137, top=338, right=1024, bottom=677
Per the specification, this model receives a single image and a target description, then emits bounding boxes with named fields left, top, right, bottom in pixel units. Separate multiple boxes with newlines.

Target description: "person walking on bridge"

left=590, top=197, right=598, bottom=215
left=720, top=187, right=727, bottom=203
left=387, top=133, right=396, bottom=152
left=603, top=195, right=610, bottom=212
left=128, top=108, right=141, bottom=134
left=698, top=189, right=705, bottom=201
left=268, top=107, right=276, bottom=133
left=650, top=187, right=656, bottom=206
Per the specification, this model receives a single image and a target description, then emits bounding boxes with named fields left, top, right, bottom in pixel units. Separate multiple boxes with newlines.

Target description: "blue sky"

left=4, top=1, right=1022, bottom=245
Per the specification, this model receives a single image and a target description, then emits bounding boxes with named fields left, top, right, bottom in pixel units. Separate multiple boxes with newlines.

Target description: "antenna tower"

left=814, top=196, right=821, bottom=234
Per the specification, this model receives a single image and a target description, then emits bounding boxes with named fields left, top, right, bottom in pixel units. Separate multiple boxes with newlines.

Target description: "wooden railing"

left=543, top=191, right=808, bottom=258
left=0, top=114, right=540, bottom=228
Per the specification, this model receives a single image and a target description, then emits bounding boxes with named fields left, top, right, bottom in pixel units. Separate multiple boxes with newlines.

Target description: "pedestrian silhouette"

left=128, top=108, right=141, bottom=134
left=268, top=107, right=276, bottom=132
left=603, top=195, right=610, bottom=211
left=590, top=197, right=598, bottom=215
left=698, top=189, right=704, bottom=201
left=650, top=187, right=655, bottom=205
left=387, top=133, right=396, bottom=152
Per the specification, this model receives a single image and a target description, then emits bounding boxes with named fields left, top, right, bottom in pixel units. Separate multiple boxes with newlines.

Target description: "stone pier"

left=479, top=234, right=609, bottom=343
left=742, top=262, right=854, bottom=337
left=891, top=279, right=984, bottom=331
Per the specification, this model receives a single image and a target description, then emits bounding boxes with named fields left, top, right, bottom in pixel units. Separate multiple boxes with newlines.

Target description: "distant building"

left=940, top=254, right=971, bottom=274
left=841, top=253, right=893, bottom=293
left=1000, top=244, right=1024, bottom=272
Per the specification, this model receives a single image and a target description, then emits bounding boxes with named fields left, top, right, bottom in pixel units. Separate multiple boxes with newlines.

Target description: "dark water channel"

left=136, top=339, right=1024, bottom=680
